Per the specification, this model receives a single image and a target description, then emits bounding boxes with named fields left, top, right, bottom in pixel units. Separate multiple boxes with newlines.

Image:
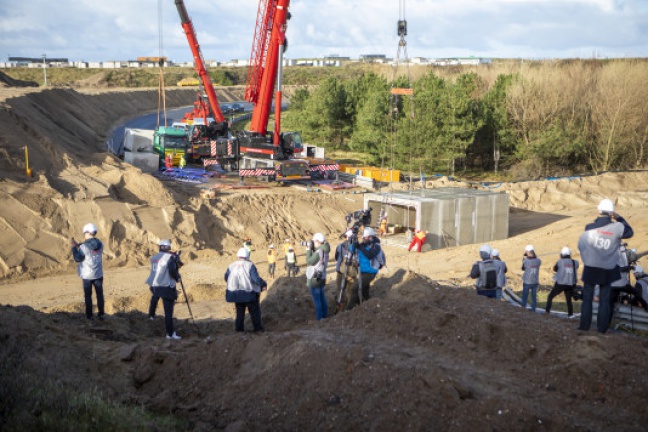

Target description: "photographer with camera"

left=632, top=266, right=648, bottom=312
left=577, top=199, right=634, bottom=333
left=225, top=248, right=267, bottom=332
left=146, top=239, right=182, bottom=340
left=470, top=244, right=499, bottom=299
left=305, top=233, right=331, bottom=320
left=545, top=247, right=579, bottom=317
left=346, top=227, right=384, bottom=310
left=521, top=245, right=542, bottom=312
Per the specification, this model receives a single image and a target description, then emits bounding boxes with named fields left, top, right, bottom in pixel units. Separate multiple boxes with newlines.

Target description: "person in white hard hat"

left=491, top=249, right=507, bottom=300
left=521, top=245, right=542, bottom=312
left=577, top=198, right=633, bottom=333
left=224, top=247, right=267, bottom=332
left=470, top=244, right=498, bottom=299
left=267, top=244, right=277, bottom=279
left=305, top=233, right=331, bottom=320
left=71, top=223, right=105, bottom=320
left=546, top=247, right=579, bottom=316
left=334, top=229, right=356, bottom=310
left=346, top=227, right=385, bottom=310
left=146, top=239, right=182, bottom=340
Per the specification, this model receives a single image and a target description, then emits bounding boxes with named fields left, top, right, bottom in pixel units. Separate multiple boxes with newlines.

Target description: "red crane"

left=174, top=0, right=226, bottom=125
left=244, top=0, right=290, bottom=145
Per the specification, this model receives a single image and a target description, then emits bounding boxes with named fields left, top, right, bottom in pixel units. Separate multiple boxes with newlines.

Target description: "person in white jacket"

left=71, top=223, right=104, bottom=320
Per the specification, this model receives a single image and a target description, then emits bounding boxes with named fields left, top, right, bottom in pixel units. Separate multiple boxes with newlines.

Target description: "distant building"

left=360, top=54, right=388, bottom=63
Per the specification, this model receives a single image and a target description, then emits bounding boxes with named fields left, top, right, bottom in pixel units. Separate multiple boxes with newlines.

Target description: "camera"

left=300, top=240, right=314, bottom=250
left=171, top=250, right=184, bottom=269
left=572, top=287, right=583, bottom=301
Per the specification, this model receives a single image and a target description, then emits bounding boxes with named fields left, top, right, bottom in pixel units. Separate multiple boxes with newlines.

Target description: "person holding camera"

left=545, top=247, right=578, bottom=317
left=521, top=245, right=542, bottom=312
left=577, top=199, right=634, bottom=333
left=305, top=233, right=331, bottom=321
left=71, top=223, right=105, bottom=320
left=632, top=266, right=648, bottom=312
left=225, top=248, right=267, bottom=332
left=146, top=239, right=182, bottom=340
left=346, top=227, right=383, bottom=310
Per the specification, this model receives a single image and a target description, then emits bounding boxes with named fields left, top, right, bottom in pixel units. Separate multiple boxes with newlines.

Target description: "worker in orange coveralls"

left=165, top=153, right=173, bottom=170
left=379, top=216, right=388, bottom=237
left=408, top=230, right=427, bottom=253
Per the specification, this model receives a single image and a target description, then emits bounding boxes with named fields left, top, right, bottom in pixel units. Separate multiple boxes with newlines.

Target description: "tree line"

left=282, top=60, right=648, bottom=178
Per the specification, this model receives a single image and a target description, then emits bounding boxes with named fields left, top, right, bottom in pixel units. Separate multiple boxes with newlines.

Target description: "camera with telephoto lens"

left=300, top=240, right=314, bottom=251
left=572, top=287, right=583, bottom=301
left=346, top=208, right=372, bottom=228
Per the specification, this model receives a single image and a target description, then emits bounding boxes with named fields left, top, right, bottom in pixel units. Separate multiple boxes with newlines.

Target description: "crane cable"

left=388, top=0, right=416, bottom=194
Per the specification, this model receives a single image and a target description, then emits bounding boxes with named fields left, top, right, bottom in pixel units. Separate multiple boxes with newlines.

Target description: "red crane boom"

left=175, top=0, right=225, bottom=124
left=244, top=0, right=290, bottom=141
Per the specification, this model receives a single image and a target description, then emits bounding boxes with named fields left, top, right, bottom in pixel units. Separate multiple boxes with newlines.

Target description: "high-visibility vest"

left=267, top=249, right=277, bottom=264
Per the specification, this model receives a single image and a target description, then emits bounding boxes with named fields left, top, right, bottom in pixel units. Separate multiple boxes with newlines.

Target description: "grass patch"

left=0, top=337, right=187, bottom=431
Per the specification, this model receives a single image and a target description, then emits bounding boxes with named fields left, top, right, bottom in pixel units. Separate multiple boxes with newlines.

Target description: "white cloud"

left=0, top=0, right=646, bottom=62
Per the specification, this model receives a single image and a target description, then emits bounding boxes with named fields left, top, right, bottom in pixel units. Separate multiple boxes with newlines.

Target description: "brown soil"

left=1, top=85, right=647, bottom=431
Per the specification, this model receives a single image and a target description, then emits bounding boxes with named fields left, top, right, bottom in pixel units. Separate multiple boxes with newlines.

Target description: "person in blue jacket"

left=346, top=227, right=383, bottom=310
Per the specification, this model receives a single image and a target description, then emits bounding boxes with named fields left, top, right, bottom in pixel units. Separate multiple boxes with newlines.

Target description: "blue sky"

left=1, top=0, right=646, bottom=62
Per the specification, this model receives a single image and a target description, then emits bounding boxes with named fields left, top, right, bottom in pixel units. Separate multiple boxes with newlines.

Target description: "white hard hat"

left=363, top=227, right=375, bottom=237
left=83, top=223, right=98, bottom=234
left=633, top=265, right=644, bottom=274
left=479, top=244, right=492, bottom=255
left=313, top=233, right=326, bottom=243
left=269, top=244, right=274, bottom=249
left=597, top=199, right=614, bottom=213
left=345, top=229, right=354, bottom=238
left=491, top=249, right=500, bottom=257
left=525, top=244, right=535, bottom=252
left=561, top=246, right=571, bottom=256
left=237, top=247, right=249, bottom=258
left=159, top=239, right=171, bottom=248
left=285, top=238, right=290, bottom=242
left=288, top=246, right=293, bottom=251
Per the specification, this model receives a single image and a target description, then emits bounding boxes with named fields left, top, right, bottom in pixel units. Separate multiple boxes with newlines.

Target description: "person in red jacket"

left=408, top=230, right=427, bottom=252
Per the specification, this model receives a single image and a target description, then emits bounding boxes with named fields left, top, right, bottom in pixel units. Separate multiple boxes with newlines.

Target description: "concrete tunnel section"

left=364, top=188, right=509, bottom=250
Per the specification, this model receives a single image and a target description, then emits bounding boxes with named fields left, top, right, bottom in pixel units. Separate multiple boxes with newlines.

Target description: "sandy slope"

left=1, top=86, right=648, bottom=430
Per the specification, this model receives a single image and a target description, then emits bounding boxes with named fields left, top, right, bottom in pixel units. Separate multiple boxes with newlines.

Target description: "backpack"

left=370, top=249, right=386, bottom=271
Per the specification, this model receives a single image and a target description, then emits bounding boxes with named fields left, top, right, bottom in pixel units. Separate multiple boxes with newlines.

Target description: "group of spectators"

left=470, top=199, right=643, bottom=334
left=70, top=199, right=642, bottom=339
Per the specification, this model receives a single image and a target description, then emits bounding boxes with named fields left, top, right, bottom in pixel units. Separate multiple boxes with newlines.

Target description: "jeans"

left=346, top=272, right=376, bottom=311
left=309, top=286, right=328, bottom=320
left=579, top=283, right=612, bottom=333
left=521, top=283, right=538, bottom=311
left=82, top=278, right=104, bottom=318
left=150, top=286, right=178, bottom=336
left=268, top=263, right=275, bottom=278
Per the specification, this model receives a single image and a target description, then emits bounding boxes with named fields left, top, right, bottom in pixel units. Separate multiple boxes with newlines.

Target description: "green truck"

left=153, top=125, right=190, bottom=167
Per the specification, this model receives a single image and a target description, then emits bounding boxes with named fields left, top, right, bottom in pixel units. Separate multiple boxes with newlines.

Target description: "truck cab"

left=153, top=126, right=190, bottom=167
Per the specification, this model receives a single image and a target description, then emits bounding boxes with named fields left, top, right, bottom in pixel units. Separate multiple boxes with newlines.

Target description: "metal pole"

left=42, top=54, right=47, bottom=86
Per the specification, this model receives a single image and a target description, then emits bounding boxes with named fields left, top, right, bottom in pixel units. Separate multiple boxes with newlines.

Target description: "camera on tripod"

left=347, top=208, right=372, bottom=227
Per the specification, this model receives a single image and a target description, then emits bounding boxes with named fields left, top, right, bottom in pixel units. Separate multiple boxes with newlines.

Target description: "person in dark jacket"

left=225, top=248, right=267, bottom=332
left=546, top=247, right=579, bottom=316
left=71, top=223, right=105, bottom=320
left=146, top=239, right=182, bottom=340
left=306, top=233, right=331, bottom=320
left=470, top=244, right=498, bottom=298
left=346, top=227, right=383, bottom=310
left=577, top=199, right=633, bottom=333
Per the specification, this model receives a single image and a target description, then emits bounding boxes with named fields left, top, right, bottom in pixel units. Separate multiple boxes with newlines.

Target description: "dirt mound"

left=2, top=273, right=648, bottom=430
left=0, top=70, right=38, bottom=88
left=1, top=87, right=648, bottom=430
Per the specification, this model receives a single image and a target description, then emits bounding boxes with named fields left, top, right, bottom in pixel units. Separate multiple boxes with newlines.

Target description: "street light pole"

left=42, top=54, right=47, bottom=86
